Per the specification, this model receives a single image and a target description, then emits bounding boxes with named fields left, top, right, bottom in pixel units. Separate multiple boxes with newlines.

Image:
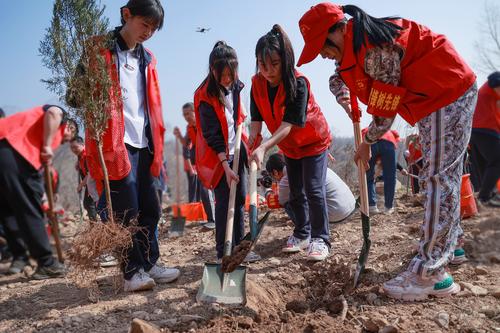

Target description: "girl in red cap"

left=249, top=24, right=332, bottom=261
left=298, top=3, right=477, bottom=300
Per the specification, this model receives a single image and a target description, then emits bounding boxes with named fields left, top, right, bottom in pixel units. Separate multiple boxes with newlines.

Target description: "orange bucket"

left=497, top=179, right=500, bottom=192
left=460, top=174, right=478, bottom=219
left=245, top=194, right=266, bottom=211
left=172, top=202, right=207, bottom=222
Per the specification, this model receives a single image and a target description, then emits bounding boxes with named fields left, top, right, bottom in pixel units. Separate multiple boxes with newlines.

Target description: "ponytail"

left=255, top=24, right=297, bottom=107
left=340, top=5, right=402, bottom=54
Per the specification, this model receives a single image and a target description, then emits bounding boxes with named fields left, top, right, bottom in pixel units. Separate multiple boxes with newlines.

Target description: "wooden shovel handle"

left=223, top=123, right=243, bottom=257
left=44, top=167, right=64, bottom=263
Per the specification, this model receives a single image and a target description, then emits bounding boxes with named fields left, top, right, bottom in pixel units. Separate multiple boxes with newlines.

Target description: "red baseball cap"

left=297, top=3, right=345, bottom=66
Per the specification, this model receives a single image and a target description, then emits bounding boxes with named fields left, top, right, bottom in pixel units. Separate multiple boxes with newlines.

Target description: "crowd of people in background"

left=0, top=0, right=499, bottom=304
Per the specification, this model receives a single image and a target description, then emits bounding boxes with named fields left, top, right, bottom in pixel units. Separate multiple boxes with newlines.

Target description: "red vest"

left=85, top=48, right=165, bottom=181
left=472, top=82, right=500, bottom=133
left=251, top=72, right=331, bottom=159
left=194, top=81, right=246, bottom=189
left=408, top=140, right=423, bottom=163
left=0, top=106, right=66, bottom=170
left=338, top=20, right=476, bottom=126
left=362, top=128, right=399, bottom=148
left=187, top=124, right=197, bottom=146
left=78, top=149, right=88, bottom=177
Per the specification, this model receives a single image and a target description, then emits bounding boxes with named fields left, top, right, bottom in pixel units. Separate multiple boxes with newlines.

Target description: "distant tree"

left=39, top=0, right=120, bottom=222
left=475, top=1, right=500, bottom=73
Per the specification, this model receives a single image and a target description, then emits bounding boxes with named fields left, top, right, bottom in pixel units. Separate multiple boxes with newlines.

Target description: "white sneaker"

left=100, top=254, right=119, bottom=267
left=202, top=222, right=216, bottom=230
left=307, top=238, right=330, bottom=261
left=282, top=235, right=310, bottom=253
left=244, top=251, right=262, bottom=263
left=123, top=269, right=155, bottom=292
left=384, top=207, right=395, bottom=215
left=383, top=270, right=460, bottom=301
left=146, top=264, right=180, bottom=283
left=369, top=205, right=380, bottom=214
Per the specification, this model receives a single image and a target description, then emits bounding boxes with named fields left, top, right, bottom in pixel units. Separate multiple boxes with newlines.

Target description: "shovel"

left=221, top=160, right=270, bottom=273
left=44, top=166, right=64, bottom=263
left=170, top=138, right=186, bottom=237
left=349, top=92, right=371, bottom=288
left=197, top=123, right=246, bottom=305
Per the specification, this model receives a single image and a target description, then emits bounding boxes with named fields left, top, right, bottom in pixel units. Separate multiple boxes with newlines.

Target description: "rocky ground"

left=0, top=193, right=499, bottom=333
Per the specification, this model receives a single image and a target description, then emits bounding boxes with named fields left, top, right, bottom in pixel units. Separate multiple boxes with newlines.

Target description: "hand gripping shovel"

left=221, top=160, right=270, bottom=273
left=197, top=123, right=247, bottom=304
left=170, top=138, right=186, bottom=237
left=44, top=166, right=64, bottom=263
left=350, top=92, right=371, bottom=288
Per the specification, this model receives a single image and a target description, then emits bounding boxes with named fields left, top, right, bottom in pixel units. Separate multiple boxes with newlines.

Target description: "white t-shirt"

left=117, top=46, right=148, bottom=148
left=224, top=90, right=236, bottom=155
left=279, top=167, right=356, bottom=222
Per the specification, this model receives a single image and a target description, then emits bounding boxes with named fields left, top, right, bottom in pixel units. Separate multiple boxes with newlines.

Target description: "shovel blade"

left=170, top=217, right=186, bottom=236
left=196, top=262, right=247, bottom=304
left=244, top=211, right=271, bottom=242
left=353, top=212, right=371, bottom=287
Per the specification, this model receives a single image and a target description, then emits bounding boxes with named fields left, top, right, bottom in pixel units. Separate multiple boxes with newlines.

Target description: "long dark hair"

left=255, top=24, right=297, bottom=107
left=121, top=0, right=165, bottom=30
left=198, top=41, right=239, bottom=105
left=329, top=5, right=402, bottom=54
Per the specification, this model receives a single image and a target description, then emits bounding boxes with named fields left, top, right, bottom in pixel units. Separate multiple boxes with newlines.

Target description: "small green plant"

left=40, top=0, right=121, bottom=222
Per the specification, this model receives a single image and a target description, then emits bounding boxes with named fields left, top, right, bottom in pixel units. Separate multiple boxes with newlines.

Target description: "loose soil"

left=0, top=193, right=499, bottom=333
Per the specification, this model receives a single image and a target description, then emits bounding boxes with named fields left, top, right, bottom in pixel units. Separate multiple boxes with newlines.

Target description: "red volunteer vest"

left=338, top=20, right=476, bottom=126
left=187, top=124, right=197, bottom=146
left=0, top=106, right=66, bottom=170
left=408, top=141, right=423, bottom=164
left=472, top=82, right=500, bottom=133
left=85, top=48, right=165, bottom=182
left=361, top=128, right=399, bottom=148
left=251, top=72, right=331, bottom=159
left=194, top=81, right=246, bottom=189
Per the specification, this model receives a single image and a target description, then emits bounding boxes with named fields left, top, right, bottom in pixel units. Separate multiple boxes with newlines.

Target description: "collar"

left=112, top=27, right=151, bottom=64
left=220, top=80, right=245, bottom=96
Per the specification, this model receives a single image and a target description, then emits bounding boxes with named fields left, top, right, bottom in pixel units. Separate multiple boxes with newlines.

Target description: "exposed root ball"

left=67, top=220, right=140, bottom=299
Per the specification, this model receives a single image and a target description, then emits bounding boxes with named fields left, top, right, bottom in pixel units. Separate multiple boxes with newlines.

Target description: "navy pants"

left=367, top=140, right=397, bottom=209
left=0, top=140, right=54, bottom=266
left=98, top=145, right=160, bottom=280
left=213, top=153, right=246, bottom=259
left=469, top=131, right=500, bottom=201
left=285, top=151, right=330, bottom=246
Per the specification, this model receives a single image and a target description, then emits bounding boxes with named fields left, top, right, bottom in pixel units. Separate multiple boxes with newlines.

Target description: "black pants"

left=213, top=153, right=246, bottom=259
left=186, top=172, right=196, bottom=203
left=469, top=131, right=500, bottom=201
left=0, top=140, right=54, bottom=266
left=82, top=190, right=97, bottom=221
left=98, top=145, right=160, bottom=280
left=0, top=215, right=28, bottom=260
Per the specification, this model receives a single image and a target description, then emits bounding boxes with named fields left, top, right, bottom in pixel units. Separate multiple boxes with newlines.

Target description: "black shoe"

left=0, top=249, right=13, bottom=263
left=7, top=258, right=29, bottom=275
left=32, top=261, right=66, bottom=280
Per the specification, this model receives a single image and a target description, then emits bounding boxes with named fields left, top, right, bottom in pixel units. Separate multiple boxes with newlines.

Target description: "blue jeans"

left=98, top=145, right=160, bottom=280
left=367, top=140, right=396, bottom=209
left=285, top=151, right=330, bottom=246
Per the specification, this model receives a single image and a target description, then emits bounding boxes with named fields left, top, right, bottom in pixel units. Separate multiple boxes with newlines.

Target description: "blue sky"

left=0, top=0, right=488, bottom=138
